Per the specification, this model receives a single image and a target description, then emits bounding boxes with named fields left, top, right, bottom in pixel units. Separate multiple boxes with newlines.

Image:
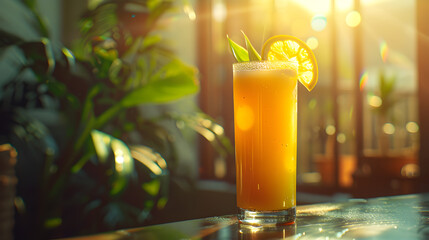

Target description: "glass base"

left=238, top=207, right=296, bottom=226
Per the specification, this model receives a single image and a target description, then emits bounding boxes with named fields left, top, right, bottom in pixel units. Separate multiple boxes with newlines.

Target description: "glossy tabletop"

left=63, top=193, right=429, bottom=239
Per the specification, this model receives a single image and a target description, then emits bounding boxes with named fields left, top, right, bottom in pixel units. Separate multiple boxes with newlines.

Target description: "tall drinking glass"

left=233, top=61, right=297, bottom=225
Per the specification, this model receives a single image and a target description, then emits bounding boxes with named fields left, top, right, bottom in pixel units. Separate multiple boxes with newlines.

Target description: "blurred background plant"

left=0, top=0, right=231, bottom=239
left=369, top=70, right=398, bottom=155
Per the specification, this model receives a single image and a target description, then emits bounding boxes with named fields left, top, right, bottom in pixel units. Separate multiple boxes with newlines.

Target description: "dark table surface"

left=63, top=193, right=429, bottom=239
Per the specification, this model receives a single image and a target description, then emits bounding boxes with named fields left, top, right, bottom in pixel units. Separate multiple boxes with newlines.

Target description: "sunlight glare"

left=132, top=150, right=163, bottom=175
left=275, top=0, right=289, bottom=8
left=112, top=140, right=133, bottom=174
left=213, top=0, right=227, bottom=22
left=336, top=0, right=353, bottom=11
left=212, top=124, right=225, bottom=135
left=291, top=18, right=308, bottom=37
left=292, top=0, right=330, bottom=15
left=184, top=4, right=196, bottom=21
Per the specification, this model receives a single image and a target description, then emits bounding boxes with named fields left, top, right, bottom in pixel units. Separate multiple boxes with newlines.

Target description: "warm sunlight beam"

left=291, top=0, right=331, bottom=15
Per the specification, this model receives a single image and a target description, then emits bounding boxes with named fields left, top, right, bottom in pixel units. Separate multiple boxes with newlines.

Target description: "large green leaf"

left=0, top=0, right=42, bottom=42
left=120, top=59, right=199, bottom=107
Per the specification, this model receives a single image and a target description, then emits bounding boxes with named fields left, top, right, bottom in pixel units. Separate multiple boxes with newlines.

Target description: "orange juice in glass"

left=233, top=61, right=297, bottom=225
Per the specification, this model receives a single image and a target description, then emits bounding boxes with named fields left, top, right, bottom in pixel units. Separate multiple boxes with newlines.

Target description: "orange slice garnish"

left=261, top=35, right=318, bottom=91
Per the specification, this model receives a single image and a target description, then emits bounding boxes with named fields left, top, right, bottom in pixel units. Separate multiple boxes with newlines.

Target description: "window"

left=197, top=0, right=423, bottom=197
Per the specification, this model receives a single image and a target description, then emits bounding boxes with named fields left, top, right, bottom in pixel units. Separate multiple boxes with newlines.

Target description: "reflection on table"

left=62, top=193, right=429, bottom=239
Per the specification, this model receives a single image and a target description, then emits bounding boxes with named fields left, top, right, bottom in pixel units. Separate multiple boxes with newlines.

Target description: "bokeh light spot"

left=326, top=125, right=336, bottom=135
left=346, top=11, right=361, bottom=27
left=337, top=133, right=346, bottom=143
left=236, top=105, right=254, bottom=131
left=214, top=157, right=226, bottom=179
left=368, top=95, right=382, bottom=108
left=311, top=15, right=327, bottom=32
left=401, top=164, right=420, bottom=178
left=308, top=98, right=317, bottom=109
left=383, top=123, right=395, bottom=135
left=306, top=37, right=319, bottom=50
left=406, top=122, right=419, bottom=133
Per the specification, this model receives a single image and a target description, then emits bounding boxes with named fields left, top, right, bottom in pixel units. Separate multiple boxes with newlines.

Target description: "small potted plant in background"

left=0, top=0, right=231, bottom=239
left=354, top=70, right=418, bottom=197
left=371, top=70, right=398, bottom=156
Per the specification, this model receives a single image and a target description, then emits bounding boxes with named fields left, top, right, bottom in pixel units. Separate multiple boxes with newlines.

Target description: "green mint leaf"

left=242, top=31, right=261, bottom=61
left=227, top=35, right=249, bottom=62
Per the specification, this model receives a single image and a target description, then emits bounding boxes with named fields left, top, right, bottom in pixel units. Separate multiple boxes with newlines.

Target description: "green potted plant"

left=371, top=70, right=398, bottom=155
left=0, top=0, right=231, bottom=238
left=354, top=70, right=418, bottom=197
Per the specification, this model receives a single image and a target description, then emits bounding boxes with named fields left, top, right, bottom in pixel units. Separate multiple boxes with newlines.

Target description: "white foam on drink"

left=233, top=61, right=297, bottom=76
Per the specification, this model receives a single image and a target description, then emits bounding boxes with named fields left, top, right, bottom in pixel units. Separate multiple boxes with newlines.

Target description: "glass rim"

left=233, top=60, right=298, bottom=72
